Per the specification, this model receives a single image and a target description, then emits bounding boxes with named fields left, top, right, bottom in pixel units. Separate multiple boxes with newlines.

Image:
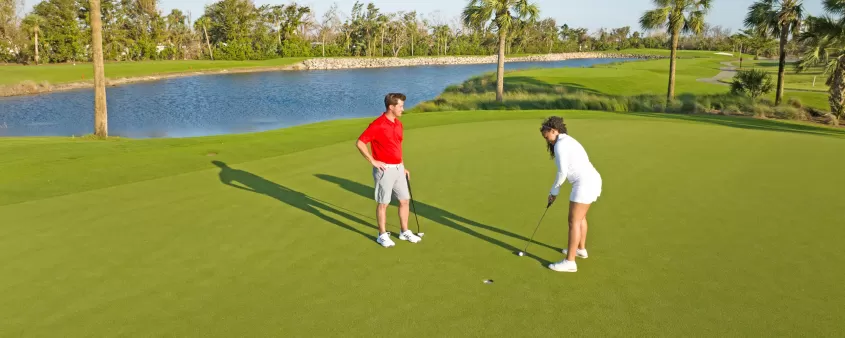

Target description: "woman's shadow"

left=315, top=174, right=559, bottom=263
left=211, top=161, right=375, bottom=241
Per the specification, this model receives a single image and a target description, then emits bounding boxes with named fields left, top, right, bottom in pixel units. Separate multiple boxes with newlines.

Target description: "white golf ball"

left=518, top=252, right=524, bottom=256
left=418, top=233, right=425, bottom=237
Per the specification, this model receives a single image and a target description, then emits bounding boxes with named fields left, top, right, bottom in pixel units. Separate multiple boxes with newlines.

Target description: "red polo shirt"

left=358, top=113, right=403, bottom=164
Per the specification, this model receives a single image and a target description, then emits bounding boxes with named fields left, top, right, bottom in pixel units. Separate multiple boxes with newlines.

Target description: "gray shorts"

left=372, top=163, right=411, bottom=204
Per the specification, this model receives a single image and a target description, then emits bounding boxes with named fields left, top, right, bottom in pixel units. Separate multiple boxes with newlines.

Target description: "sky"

left=21, top=0, right=826, bottom=33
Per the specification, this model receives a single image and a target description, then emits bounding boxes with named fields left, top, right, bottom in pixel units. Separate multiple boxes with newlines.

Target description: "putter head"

left=417, top=232, right=425, bottom=237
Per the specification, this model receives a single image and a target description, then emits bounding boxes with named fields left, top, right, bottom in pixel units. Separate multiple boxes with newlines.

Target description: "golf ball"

left=418, top=233, right=425, bottom=237
left=518, top=252, right=524, bottom=256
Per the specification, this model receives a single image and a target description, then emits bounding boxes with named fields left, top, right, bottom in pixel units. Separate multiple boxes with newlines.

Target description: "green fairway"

left=1, top=110, right=843, bottom=336
left=0, top=58, right=308, bottom=86
left=416, top=50, right=831, bottom=112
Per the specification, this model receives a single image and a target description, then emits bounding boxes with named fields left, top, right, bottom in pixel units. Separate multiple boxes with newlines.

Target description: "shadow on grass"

left=505, top=76, right=604, bottom=95
left=631, top=112, right=845, bottom=138
left=315, top=174, right=559, bottom=264
left=212, top=161, right=376, bottom=242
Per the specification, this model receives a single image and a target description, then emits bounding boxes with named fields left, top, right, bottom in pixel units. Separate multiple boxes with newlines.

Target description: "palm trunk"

left=828, top=56, right=845, bottom=126
left=203, top=24, right=213, bottom=60
left=775, top=25, right=788, bottom=105
left=322, top=35, right=325, bottom=57
left=411, top=33, right=414, bottom=56
left=496, top=28, right=506, bottom=102
left=381, top=28, right=385, bottom=57
left=90, top=0, right=108, bottom=138
left=667, top=29, right=680, bottom=104
left=34, top=29, right=39, bottom=65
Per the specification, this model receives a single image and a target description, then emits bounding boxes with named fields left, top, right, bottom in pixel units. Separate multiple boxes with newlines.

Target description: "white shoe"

left=398, top=230, right=422, bottom=243
left=561, top=248, right=588, bottom=258
left=377, top=232, right=395, bottom=248
left=548, top=259, right=577, bottom=272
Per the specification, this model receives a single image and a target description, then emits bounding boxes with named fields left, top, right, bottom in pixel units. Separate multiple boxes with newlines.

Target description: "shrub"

left=787, top=97, right=803, bottom=109
left=731, top=69, right=775, bottom=99
left=772, top=106, right=801, bottom=120
left=752, top=103, right=774, bottom=118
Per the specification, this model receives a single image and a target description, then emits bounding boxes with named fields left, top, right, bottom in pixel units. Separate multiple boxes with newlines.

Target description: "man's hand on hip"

left=371, top=160, right=386, bottom=171
left=404, top=168, right=410, bottom=180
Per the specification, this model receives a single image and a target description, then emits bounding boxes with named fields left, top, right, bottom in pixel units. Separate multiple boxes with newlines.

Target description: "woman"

left=540, top=116, right=602, bottom=273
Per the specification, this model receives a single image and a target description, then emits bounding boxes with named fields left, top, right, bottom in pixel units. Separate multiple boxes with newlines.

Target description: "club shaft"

left=406, top=175, right=421, bottom=233
left=522, top=207, right=549, bottom=253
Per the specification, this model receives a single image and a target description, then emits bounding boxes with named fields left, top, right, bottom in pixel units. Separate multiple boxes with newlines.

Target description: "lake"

left=0, top=58, right=631, bottom=138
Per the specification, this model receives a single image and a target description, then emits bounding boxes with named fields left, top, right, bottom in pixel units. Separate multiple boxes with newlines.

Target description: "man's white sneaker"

left=561, top=248, right=588, bottom=258
left=548, top=259, right=577, bottom=272
left=377, top=232, right=395, bottom=247
left=398, top=230, right=422, bottom=243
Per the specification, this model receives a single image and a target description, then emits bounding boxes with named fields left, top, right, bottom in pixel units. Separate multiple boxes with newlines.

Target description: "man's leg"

left=394, top=166, right=420, bottom=243
left=373, top=168, right=397, bottom=247
left=377, top=203, right=389, bottom=234
left=398, top=199, right=409, bottom=232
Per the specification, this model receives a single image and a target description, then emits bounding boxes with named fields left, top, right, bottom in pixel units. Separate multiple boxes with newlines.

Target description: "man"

left=356, top=93, right=422, bottom=247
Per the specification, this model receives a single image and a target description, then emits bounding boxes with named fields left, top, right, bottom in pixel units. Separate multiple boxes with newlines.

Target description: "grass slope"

left=1, top=111, right=844, bottom=336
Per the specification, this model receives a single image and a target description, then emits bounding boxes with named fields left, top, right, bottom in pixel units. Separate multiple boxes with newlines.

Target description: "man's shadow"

left=315, top=174, right=559, bottom=263
left=212, top=161, right=376, bottom=241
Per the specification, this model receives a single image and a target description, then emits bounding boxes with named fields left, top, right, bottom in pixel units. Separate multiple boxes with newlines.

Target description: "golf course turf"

left=2, top=110, right=843, bottom=336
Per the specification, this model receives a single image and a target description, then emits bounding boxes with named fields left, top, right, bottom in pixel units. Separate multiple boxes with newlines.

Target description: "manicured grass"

left=732, top=59, right=828, bottom=93
left=0, top=58, right=308, bottom=86
left=1, top=110, right=844, bottom=336
left=415, top=50, right=831, bottom=112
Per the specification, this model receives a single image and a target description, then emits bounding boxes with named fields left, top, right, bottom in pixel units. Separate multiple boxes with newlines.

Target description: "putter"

left=406, top=174, right=424, bottom=237
left=517, top=200, right=553, bottom=257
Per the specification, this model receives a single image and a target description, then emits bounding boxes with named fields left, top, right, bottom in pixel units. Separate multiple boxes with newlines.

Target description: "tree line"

left=2, top=0, right=768, bottom=64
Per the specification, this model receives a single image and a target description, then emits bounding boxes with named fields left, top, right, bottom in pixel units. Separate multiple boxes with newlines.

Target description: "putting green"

left=1, top=111, right=843, bottom=336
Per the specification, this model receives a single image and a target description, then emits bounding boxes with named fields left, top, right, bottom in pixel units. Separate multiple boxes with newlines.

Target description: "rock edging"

left=299, top=53, right=663, bottom=70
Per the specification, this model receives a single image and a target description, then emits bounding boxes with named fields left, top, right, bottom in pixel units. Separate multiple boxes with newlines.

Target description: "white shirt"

left=550, top=134, right=600, bottom=196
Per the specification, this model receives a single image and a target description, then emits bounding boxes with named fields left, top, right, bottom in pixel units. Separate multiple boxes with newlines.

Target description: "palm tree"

left=194, top=16, right=213, bottom=60
left=745, top=0, right=804, bottom=105
left=462, top=0, right=539, bottom=102
left=640, top=0, right=711, bottom=104
left=89, top=0, right=107, bottom=137
left=796, top=1, right=845, bottom=125
left=21, top=14, right=45, bottom=65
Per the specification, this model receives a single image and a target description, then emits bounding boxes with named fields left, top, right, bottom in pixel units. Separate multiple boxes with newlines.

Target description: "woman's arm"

left=550, top=141, right=569, bottom=196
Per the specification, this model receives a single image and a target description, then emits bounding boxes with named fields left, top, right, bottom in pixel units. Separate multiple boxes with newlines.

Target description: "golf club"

left=517, top=200, right=553, bottom=257
left=406, top=174, right=424, bottom=237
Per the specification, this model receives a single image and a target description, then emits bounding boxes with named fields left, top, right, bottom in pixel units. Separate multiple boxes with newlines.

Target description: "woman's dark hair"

left=540, top=116, right=567, bottom=158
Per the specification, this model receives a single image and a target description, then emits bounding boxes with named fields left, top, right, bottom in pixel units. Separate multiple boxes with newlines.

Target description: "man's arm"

left=356, top=139, right=386, bottom=171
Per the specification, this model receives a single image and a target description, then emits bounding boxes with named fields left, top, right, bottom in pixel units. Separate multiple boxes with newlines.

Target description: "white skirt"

left=570, top=174, right=602, bottom=204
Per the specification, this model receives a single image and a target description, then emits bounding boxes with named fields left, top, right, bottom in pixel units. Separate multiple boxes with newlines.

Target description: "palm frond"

left=684, top=10, right=707, bottom=34
left=513, top=0, right=540, bottom=22
left=823, top=0, right=845, bottom=15
left=745, top=1, right=778, bottom=36
left=640, top=7, right=669, bottom=31
left=461, top=1, right=494, bottom=29
left=653, top=0, right=672, bottom=7
left=695, top=0, right=714, bottom=11
left=796, top=46, right=823, bottom=73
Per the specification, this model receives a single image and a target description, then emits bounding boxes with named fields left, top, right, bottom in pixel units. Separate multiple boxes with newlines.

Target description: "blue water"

left=0, top=58, right=631, bottom=138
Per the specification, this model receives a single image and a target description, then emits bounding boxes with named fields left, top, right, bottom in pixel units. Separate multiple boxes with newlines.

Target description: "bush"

left=724, top=104, right=743, bottom=115
left=787, top=97, right=803, bottom=109
left=731, top=69, right=775, bottom=99
left=753, top=103, right=774, bottom=118
left=773, top=106, right=802, bottom=120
